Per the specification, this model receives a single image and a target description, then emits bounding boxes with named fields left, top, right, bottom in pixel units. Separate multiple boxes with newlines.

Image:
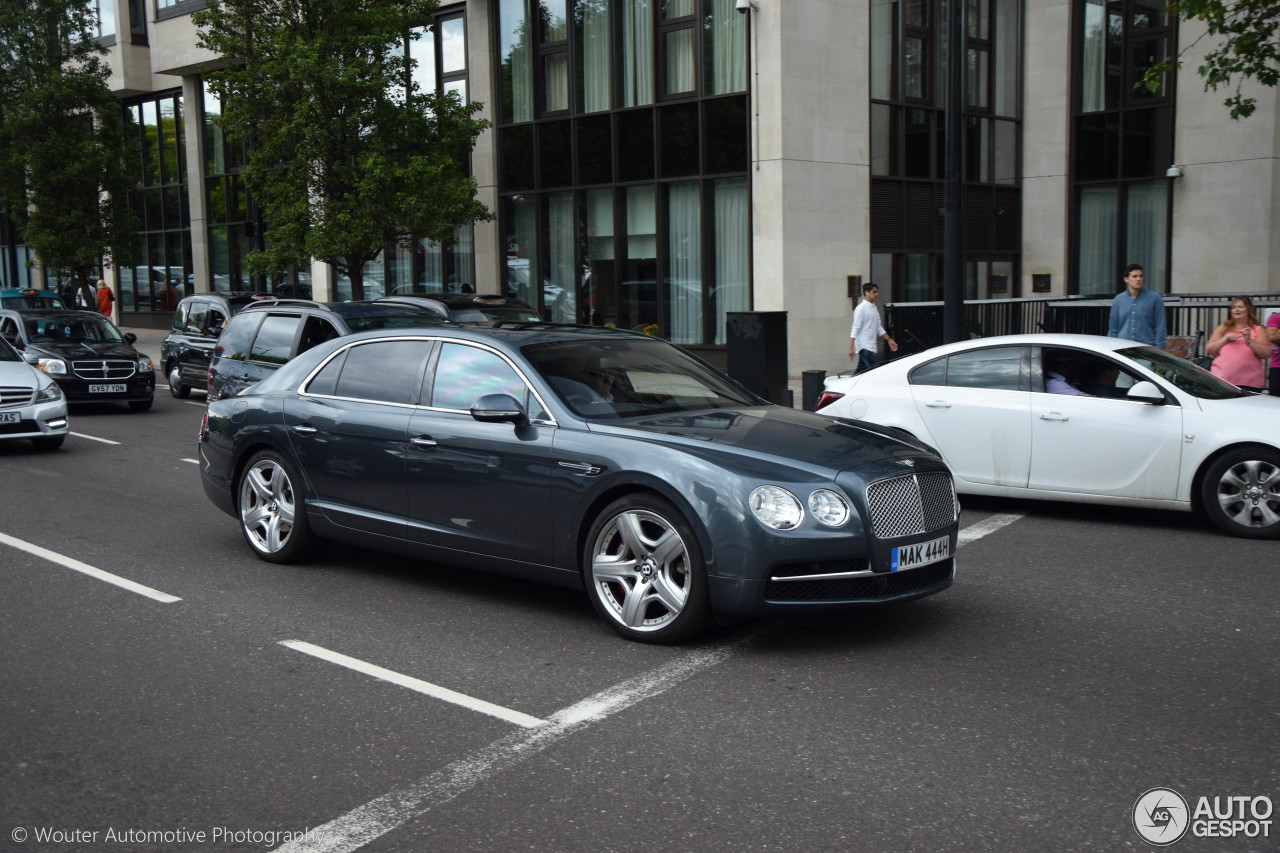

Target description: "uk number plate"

left=0, top=412, right=18, bottom=424
left=89, top=384, right=126, bottom=393
left=890, top=535, right=951, bottom=572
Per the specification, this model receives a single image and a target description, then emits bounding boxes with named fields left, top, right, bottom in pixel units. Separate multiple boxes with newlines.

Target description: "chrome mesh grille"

left=72, top=360, right=136, bottom=380
left=0, top=386, right=35, bottom=407
left=865, top=471, right=957, bottom=539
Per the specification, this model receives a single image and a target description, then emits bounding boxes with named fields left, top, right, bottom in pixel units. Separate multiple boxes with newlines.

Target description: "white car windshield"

left=1120, top=346, right=1248, bottom=400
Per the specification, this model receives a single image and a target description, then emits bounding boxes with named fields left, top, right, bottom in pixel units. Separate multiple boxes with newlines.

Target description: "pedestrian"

left=1266, top=309, right=1280, bottom=396
left=848, top=282, right=897, bottom=374
left=1207, top=295, right=1270, bottom=392
left=1106, top=263, right=1166, bottom=347
left=95, top=279, right=115, bottom=318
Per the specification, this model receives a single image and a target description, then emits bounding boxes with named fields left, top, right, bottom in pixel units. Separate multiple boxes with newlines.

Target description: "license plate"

left=890, top=535, right=952, bottom=572
left=0, top=412, right=17, bottom=424
left=89, top=384, right=126, bottom=393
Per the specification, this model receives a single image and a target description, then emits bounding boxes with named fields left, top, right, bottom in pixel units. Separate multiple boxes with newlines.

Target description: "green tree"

left=1148, top=0, right=1280, bottom=119
left=195, top=0, right=492, bottom=300
left=0, top=0, right=140, bottom=303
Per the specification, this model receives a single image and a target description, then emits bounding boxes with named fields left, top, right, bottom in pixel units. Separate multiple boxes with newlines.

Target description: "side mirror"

left=1126, top=380, right=1166, bottom=404
left=22, top=351, right=37, bottom=364
left=470, top=393, right=529, bottom=426
left=124, top=332, right=137, bottom=344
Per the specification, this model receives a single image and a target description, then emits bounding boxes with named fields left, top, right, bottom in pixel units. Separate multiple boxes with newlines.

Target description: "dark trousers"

left=855, top=348, right=877, bottom=375
left=1269, top=365, right=1279, bottom=396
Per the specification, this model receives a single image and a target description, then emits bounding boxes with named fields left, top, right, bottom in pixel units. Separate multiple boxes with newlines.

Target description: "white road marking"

left=272, top=636, right=754, bottom=853
left=186, top=400, right=207, bottom=408
left=69, top=431, right=121, bottom=445
left=0, top=531, right=181, bottom=603
left=280, top=641, right=547, bottom=729
left=958, top=512, right=1025, bottom=546
left=181, top=458, right=199, bottom=464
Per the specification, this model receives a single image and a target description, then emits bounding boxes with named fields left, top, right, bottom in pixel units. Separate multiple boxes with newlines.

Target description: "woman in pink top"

left=1207, top=296, right=1270, bottom=392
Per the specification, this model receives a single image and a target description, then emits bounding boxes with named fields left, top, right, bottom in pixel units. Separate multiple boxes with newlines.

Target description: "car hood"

left=26, top=340, right=138, bottom=360
left=0, top=360, right=41, bottom=388
left=593, top=406, right=942, bottom=478
left=1196, top=392, right=1280, bottom=417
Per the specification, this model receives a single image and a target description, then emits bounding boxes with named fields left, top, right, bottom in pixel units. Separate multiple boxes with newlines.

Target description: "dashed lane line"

left=0, top=531, right=181, bottom=604
left=69, top=431, right=121, bottom=445
left=958, top=512, right=1025, bottom=545
left=280, top=641, right=547, bottom=729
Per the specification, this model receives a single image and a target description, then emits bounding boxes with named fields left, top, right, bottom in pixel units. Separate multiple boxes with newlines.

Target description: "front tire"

left=583, top=494, right=712, bottom=643
left=237, top=450, right=313, bottom=562
left=168, top=364, right=191, bottom=398
left=1200, top=447, right=1280, bottom=539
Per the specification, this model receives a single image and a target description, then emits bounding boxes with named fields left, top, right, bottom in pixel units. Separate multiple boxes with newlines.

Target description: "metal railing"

left=885, top=292, right=1280, bottom=360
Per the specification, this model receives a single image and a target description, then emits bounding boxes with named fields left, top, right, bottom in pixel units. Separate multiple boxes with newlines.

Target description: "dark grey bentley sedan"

left=199, top=324, right=958, bottom=642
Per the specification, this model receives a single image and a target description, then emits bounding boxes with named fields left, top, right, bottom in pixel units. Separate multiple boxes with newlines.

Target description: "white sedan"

left=815, top=333, right=1280, bottom=539
left=0, top=338, right=68, bottom=450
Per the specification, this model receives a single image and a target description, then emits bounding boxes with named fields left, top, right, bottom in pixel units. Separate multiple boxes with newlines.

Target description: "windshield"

left=24, top=314, right=125, bottom=344
left=524, top=338, right=758, bottom=418
left=1120, top=345, right=1247, bottom=400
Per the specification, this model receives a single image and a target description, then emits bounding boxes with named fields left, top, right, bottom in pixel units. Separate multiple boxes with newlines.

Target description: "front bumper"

left=0, top=397, right=70, bottom=442
left=54, top=372, right=155, bottom=403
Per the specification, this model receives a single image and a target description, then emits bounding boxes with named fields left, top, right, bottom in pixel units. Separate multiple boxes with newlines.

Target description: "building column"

left=182, top=75, right=211, bottom=294
left=752, top=1, right=871, bottom=377
left=1021, top=0, right=1072, bottom=297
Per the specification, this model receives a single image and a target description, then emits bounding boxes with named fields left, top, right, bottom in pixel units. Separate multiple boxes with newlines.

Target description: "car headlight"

left=749, top=485, right=804, bottom=530
left=37, top=358, right=67, bottom=375
left=35, top=382, right=63, bottom=402
left=808, top=489, right=851, bottom=527
left=138, top=357, right=154, bottom=372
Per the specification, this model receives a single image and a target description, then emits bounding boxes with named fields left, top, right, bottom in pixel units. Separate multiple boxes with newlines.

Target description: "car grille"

left=72, top=360, right=136, bottom=381
left=0, top=386, right=35, bottom=407
left=865, top=471, right=957, bottom=539
left=765, top=560, right=953, bottom=602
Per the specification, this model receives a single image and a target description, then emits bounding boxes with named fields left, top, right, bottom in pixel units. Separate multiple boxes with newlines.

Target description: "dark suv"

left=161, top=292, right=269, bottom=397
left=206, top=299, right=451, bottom=401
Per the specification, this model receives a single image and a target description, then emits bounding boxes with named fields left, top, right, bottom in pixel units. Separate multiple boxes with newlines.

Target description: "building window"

left=120, top=91, right=191, bottom=313
left=870, top=0, right=1022, bottom=302
left=1072, top=0, right=1174, bottom=295
left=496, top=0, right=748, bottom=347
left=93, top=0, right=117, bottom=41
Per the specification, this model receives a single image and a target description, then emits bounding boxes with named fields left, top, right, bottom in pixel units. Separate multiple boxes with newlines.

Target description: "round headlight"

left=749, top=485, right=804, bottom=530
left=808, top=489, right=850, bottom=527
left=37, top=358, right=67, bottom=375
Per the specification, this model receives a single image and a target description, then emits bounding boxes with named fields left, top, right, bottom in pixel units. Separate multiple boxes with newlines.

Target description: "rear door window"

left=332, top=341, right=432, bottom=405
left=216, top=313, right=263, bottom=362
left=249, top=314, right=302, bottom=365
left=944, top=347, right=1024, bottom=391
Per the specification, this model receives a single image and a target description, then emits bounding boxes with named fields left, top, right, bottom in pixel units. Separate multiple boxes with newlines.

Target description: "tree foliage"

left=0, top=0, right=140, bottom=297
left=1151, top=0, right=1280, bottom=119
left=194, top=0, right=492, bottom=298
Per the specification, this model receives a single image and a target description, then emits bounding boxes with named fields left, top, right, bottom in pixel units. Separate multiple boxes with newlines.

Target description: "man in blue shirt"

left=1107, top=263, right=1166, bottom=347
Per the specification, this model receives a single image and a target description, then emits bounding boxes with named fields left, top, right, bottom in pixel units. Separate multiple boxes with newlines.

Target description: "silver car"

left=0, top=339, right=68, bottom=450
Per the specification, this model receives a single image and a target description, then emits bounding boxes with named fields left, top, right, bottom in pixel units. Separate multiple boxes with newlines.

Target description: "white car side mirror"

left=1126, top=380, right=1165, bottom=404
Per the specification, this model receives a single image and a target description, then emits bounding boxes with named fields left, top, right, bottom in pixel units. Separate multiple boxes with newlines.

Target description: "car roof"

left=237, top=298, right=450, bottom=320
left=310, top=322, right=654, bottom=350
left=902, top=333, right=1148, bottom=359
left=182, top=291, right=267, bottom=306
left=0, top=288, right=61, bottom=296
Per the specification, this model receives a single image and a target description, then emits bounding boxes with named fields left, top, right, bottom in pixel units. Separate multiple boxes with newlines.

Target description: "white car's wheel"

left=1201, top=447, right=1280, bottom=539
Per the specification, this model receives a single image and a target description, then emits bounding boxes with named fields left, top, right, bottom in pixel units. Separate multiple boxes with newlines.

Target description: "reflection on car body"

left=200, top=325, right=959, bottom=643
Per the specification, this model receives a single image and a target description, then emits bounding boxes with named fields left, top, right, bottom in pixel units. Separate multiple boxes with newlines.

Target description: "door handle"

left=924, top=401, right=951, bottom=408
left=292, top=425, right=317, bottom=435
left=410, top=436, right=438, bottom=447
left=1040, top=412, right=1068, bottom=421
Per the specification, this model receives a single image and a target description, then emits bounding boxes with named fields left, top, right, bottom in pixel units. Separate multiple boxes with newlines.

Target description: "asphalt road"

left=2, top=331, right=1276, bottom=852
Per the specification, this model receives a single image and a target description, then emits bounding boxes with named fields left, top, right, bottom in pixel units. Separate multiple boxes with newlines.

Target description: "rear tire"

left=582, top=494, right=712, bottom=643
left=1200, top=447, right=1280, bottom=539
left=237, top=450, right=313, bottom=562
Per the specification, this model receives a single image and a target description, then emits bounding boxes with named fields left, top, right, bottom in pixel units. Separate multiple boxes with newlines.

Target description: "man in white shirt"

left=848, top=283, right=897, bottom=374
